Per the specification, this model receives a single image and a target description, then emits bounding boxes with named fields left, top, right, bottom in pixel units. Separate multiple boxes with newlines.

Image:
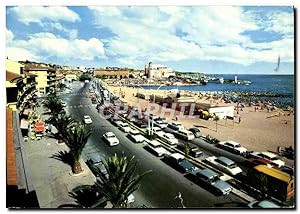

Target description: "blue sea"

left=143, top=75, right=295, bottom=107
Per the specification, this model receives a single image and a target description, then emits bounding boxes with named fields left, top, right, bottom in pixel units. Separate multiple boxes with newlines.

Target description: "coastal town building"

left=65, top=74, right=78, bottom=82
left=94, top=68, right=129, bottom=78
left=145, top=62, right=175, bottom=79
left=6, top=59, right=37, bottom=111
left=24, top=64, right=56, bottom=95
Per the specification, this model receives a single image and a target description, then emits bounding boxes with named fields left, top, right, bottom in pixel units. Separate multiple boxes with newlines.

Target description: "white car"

left=167, top=122, right=185, bottom=131
left=217, top=141, right=247, bottom=155
left=114, top=120, right=123, bottom=127
left=161, top=133, right=178, bottom=145
left=154, top=120, right=168, bottom=129
left=119, top=122, right=131, bottom=133
left=103, top=132, right=119, bottom=146
left=83, top=115, right=93, bottom=124
left=205, top=156, right=243, bottom=175
left=146, top=127, right=165, bottom=136
left=127, top=129, right=146, bottom=143
left=176, top=130, right=195, bottom=141
left=61, top=101, right=67, bottom=107
left=249, top=151, right=285, bottom=168
left=144, top=140, right=169, bottom=157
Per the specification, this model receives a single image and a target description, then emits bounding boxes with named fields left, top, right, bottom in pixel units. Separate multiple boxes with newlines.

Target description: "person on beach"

left=238, top=116, right=241, bottom=124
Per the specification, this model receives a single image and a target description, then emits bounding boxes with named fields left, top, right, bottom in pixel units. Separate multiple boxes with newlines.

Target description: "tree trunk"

left=72, top=161, right=83, bottom=174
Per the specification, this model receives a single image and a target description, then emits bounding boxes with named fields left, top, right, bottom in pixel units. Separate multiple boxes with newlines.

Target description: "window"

left=215, top=159, right=226, bottom=166
left=225, top=143, right=233, bottom=148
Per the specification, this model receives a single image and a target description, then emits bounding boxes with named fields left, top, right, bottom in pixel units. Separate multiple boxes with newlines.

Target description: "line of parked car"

left=99, top=107, right=235, bottom=196
left=86, top=82, right=282, bottom=207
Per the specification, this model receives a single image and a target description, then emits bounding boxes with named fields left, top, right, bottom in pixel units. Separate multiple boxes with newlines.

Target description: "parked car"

left=154, top=117, right=167, bottom=123
left=115, top=120, right=124, bottom=127
left=144, top=140, right=169, bottom=157
left=167, top=122, right=184, bottom=131
left=248, top=200, right=280, bottom=208
left=189, top=168, right=233, bottom=195
left=83, top=115, right=93, bottom=124
left=146, top=127, right=164, bottom=136
left=176, top=143, right=203, bottom=158
left=127, top=129, right=146, bottom=143
left=133, top=120, right=148, bottom=128
left=160, top=133, right=178, bottom=146
left=204, top=156, right=242, bottom=175
left=188, top=128, right=201, bottom=138
left=103, top=132, right=119, bottom=146
left=154, top=120, right=168, bottom=129
left=61, top=101, right=67, bottom=107
left=108, top=117, right=121, bottom=126
left=175, top=130, right=195, bottom=141
left=247, top=151, right=285, bottom=168
left=163, top=153, right=196, bottom=173
left=87, top=153, right=108, bottom=178
left=217, top=141, right=247, bottom=155
left=119, top=122, right=131, bottom=133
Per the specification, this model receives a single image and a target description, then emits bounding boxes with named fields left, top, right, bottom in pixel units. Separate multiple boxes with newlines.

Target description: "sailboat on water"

left=274, top=55, right=280, bottom=72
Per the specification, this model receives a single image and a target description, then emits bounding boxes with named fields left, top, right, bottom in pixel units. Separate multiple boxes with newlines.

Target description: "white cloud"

left=265, top=11, right=294, bottom=36
left=88, top=6, right=293, bottom=67
left=6, top=47, right=40, bottom=62
left=6, top=31, right=106, bottom=62
left=9, top=6, right=80, bottom=25
left=41, top=22, right=78, bottom=39
left=6, top=28, right=14, bottom=45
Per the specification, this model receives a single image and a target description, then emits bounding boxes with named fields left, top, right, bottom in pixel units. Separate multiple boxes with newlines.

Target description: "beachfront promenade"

left=108, top=85, right=294, bottom=167
left=22, top=105, right=96, bottom=208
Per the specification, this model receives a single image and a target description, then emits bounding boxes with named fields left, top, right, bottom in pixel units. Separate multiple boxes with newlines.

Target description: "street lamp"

left=150, top=84, right=165, bottom=136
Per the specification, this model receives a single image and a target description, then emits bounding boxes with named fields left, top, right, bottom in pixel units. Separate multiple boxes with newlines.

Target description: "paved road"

left=60, top=81, right=248, bottom=208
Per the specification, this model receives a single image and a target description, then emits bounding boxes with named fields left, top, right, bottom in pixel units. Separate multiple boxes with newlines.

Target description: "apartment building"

left=24, top=64, right=56, bottom=95
left=6, top=59, right=38, bottom=111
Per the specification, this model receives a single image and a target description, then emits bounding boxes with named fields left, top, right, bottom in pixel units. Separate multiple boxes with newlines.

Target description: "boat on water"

left=219, top=77, right=224, bottom=84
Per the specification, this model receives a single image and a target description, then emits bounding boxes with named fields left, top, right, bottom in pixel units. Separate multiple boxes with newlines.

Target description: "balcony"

left=47, top=73, right=56, bottom=77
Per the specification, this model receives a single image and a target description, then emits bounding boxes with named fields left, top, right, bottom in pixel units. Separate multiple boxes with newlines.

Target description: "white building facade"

left=146, top=62, right=175, bottom=79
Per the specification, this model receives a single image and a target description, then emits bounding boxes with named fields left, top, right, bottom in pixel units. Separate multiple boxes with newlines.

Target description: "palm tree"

left=63, top=123, right=92, bottom=174
left=92, top=153, right=151, bottom=208
left=183, top=142, right=191, bottom=158
left=46, top=114, right=76, bottom=144
left=56, top=82, right=68, bottom=91
left=43, top=93, right=63, bottom=116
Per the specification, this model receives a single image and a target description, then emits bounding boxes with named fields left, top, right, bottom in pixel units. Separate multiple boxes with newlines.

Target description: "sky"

left=5, top=6, right=295, bottom=74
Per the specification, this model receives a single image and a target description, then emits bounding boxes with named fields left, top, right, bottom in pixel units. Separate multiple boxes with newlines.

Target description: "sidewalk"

left=22, top=103, right=96, bottom=208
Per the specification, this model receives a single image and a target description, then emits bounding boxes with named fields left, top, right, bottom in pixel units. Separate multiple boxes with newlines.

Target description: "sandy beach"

left=108, top=85, right=294, bottom=165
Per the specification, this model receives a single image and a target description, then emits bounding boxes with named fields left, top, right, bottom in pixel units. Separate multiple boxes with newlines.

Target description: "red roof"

left=6, top=71, right=23, bottom=82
